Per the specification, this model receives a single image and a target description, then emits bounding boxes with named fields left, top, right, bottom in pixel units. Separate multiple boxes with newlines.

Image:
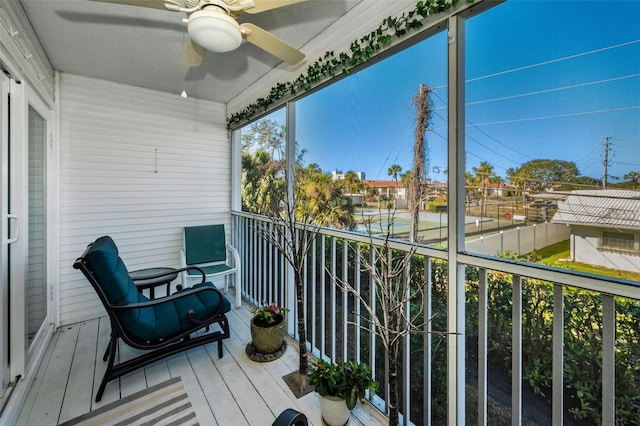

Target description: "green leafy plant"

left=463, top=263, right=640, bottom=425
left=309, top=360, right=379, bottom=410
left=251, top=302, right=289, bottom=326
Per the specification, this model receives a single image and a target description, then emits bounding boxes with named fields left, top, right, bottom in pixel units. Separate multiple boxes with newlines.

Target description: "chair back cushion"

left=83, top=236, right=154, bottom=337
left=184, top=224, right=227, bottom=265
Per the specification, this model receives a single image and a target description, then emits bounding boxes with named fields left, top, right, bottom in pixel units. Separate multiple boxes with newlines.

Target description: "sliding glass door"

left=0, top=78, right=53, bottom=399
left=25, top=104, right=48, bottom=352
left=0, top=72, right=10, bottom=398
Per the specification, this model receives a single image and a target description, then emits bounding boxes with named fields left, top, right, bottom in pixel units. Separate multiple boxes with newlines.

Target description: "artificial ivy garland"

left=227, top=0, right=471, bottom=129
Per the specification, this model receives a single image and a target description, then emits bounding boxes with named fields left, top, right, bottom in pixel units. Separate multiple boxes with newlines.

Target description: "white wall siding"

left=59, top=73, right=229, bottom=325
left=573, top=225, right=640, bottom=273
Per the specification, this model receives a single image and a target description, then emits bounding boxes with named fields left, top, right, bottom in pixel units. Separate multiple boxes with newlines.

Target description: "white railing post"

left=424, top=256, right=433, bottom=426
left=512, top=275, right=522, bottom=426
left=402, top=259, right=411, bottom=425
left=252, top=218, right=257, bottom=305
left=355, top=243, right=361, bottom=363
left=311, top=234, right=317, bottom=353
left=602, top=295, right=615, bottom=426
left=342, top=239, right=348, bottom=361
left=478, top=268, right=488, bottom=425
left=320, top=235, right=326, bottom=357
left=303, top=231, right=308, bottom=349
left=552, top=283, right=564, bottom=426
left=369, top=246, right=377, bottom=400
left=330, top=236, right=337, bottom=361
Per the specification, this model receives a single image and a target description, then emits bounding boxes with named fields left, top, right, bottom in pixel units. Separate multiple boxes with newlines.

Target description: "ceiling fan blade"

left=243, top=0, right=304, bottom=14
left=180, top=39, right=206, bottom=67
left=241, top=23, right=304, bottom=64
left=92, top=0, right=181, bottom=10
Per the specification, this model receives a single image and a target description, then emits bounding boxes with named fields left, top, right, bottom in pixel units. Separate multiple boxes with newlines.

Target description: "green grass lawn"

left=535, top=240, right=640, bottom=281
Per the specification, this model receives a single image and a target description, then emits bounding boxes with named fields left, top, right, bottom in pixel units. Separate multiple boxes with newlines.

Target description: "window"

left=602, top=230, right=636, bottom=252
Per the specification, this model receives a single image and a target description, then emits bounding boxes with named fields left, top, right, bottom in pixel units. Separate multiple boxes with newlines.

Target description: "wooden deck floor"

left=15, top=291, right=386, bottom=426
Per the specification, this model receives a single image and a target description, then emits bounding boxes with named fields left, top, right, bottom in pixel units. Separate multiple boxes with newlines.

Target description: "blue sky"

left=274, top=1, right=640, bottom=183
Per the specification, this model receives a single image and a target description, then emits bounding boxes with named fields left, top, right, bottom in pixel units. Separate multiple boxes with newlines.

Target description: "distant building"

left=529, top=192, right=566, bottom=221
left=363, top=180, right=405, bottom=201
left=551, top=189, right=640, bottom=273
left=344, top=194, right=364, bottom=206
left=331, top=170, right=366, bottom=181
left=363, top=180, right=447, bottom=209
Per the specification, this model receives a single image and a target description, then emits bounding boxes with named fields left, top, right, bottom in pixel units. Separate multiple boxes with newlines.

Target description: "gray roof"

left=551, top=189, right=640, bottom=229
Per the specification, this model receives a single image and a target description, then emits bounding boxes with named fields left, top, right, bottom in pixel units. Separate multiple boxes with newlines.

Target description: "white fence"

left=465, top=222, right=570, bottom=256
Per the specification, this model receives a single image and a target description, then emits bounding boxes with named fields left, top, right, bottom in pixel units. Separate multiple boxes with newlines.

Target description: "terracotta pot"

left=250, top=314, right=285, bottom=354
left=319, top=395, right=351, bottom=426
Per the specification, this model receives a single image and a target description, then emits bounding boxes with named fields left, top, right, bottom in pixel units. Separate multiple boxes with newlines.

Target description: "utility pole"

left=603, top=136, right=610, bottom=189
left=410, top=84, right=432, bottom=242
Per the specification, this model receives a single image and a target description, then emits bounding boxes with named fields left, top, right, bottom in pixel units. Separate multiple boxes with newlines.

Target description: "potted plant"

left=249, top=302, right=289, bottom=357
left=309, top=359, right=378, bottom=426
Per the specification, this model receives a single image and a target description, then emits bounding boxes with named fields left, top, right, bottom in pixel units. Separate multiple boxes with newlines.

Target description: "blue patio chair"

left=180, top=224, right=242, bottom=308
left=73, top=236, right=231, bottom=402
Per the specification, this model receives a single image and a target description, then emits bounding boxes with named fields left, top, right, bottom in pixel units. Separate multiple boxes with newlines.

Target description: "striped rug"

left=60, top=377, right=198, bottom=426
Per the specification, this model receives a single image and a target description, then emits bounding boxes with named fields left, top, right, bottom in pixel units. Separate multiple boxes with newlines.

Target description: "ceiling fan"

left=95, top=0, right=306, bottom=67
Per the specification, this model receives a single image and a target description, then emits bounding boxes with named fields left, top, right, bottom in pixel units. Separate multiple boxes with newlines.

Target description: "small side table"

left=129, top=267, right=179, bottom=299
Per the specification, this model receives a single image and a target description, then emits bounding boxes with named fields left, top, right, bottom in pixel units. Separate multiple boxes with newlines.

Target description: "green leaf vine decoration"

left=227, top=0, right=471, bottom=129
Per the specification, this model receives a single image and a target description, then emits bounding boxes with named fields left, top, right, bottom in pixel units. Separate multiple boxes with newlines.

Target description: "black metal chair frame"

left=272, top=408, right=308, bottom=426
left=74, top=244, right=231, bottom=402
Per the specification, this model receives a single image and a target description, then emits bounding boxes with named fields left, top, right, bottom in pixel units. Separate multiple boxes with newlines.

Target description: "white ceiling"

left=20, top=0, right=361, bottom=104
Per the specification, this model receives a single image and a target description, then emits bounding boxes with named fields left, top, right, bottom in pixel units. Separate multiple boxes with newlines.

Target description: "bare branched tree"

left=335, top=210, right=433, bottom=426
left=253, top=174, right=320, bottom=396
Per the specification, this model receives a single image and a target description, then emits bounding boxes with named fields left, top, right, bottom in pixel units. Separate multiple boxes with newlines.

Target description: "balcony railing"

left=231, top=210, right=640, bottom=425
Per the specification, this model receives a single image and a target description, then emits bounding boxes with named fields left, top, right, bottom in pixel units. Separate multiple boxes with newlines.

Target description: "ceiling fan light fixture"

left=188, top=9, right=242, bottom=53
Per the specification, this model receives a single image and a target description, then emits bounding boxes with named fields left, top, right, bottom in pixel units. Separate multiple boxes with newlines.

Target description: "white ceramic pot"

left=319, top=395, right=351, bottom=426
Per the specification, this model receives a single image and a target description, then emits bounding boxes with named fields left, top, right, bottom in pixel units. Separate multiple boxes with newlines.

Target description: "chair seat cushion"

left=187, top=264, right=234, bottom=276
left=147, top=282, right=232, bottom=341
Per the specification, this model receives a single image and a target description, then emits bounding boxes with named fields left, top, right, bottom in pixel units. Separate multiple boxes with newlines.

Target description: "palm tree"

left=298, top=168, right=355, bottom=229
left=465, top=171, right=473, bottom=214
left=241, top=149, right=284, bottom=215
left=400, top=171, right=412, bottom=189
left=387, top=164, right=402, bottom=181
left=342, top=170, right=365, bottom=194
left=472, top=161, right=499, bottom=217
left=387, top=164, right=403, bottom=206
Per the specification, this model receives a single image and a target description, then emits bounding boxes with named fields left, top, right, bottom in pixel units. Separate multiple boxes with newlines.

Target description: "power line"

left=617, top=161, right=640, bottom=168
left=466, top=39, right=640, bottom=83
left=466, top=150, right=510, bottom=173
left=468, top=105, right=640, bottom=127
left=430, top=89, right=533, bottom=162
left=467, top=74, right=640, bottom=107
left=466, top=121, right=533, bottom=161
left=575, top=145, right=602, bottom=165
left=466, top=134, right=522, bottom=167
